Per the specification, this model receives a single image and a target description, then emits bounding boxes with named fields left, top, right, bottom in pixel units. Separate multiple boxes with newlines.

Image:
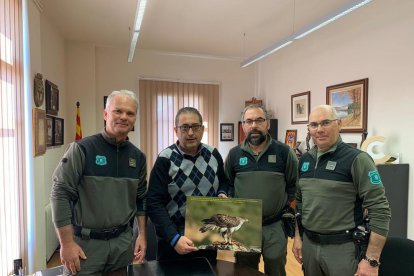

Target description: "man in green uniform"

left=293, top=105, right=391, bottom=276
left=225, top=104, right=298, bottom=276
left=51, top=90, right=147, bottom=275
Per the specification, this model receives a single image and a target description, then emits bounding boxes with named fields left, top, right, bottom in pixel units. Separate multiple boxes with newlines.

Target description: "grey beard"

left=247, top=132, right=266, bottom=146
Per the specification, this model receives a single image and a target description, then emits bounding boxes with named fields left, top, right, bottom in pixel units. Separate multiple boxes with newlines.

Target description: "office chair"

left=132, top=218, right=158, bottom=261
left=145, top=219, right=158, bottom=261
left=379, top=236, right=414, bottom=276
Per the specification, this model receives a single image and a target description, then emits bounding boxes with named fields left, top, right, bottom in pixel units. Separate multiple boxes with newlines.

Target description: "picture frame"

left=32, top=108, right=47, bottom=156
left=220, top=123, right=234, bottom=141
left=46, top=115, right=54, bottom=147
left=291, top=91, right=310, bottom=124
left=285, top=129, right=297, bottom=149
left=245, top=97, right=263, bottom=107
left=326, top=78, right=368, bottom=133
left=45, top=80, right=59, bottom=116
left=54, top=117, right=64, bottom=146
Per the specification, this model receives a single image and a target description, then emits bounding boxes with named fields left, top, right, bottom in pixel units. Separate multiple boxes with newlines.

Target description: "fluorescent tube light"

left=294, top=0, right=372, bottom=40
left=241, top=0, right=372, bottom=68
left=241, top=39, right=293, bottom=68
left=128, top=0, right=148, bottom=63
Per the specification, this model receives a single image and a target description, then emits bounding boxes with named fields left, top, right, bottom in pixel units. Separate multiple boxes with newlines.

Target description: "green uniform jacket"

left=50, top=130, right=147, bottom=229
left=224, top=134, right=298, bottom=217
left=296, top=137, right=391, bottom=236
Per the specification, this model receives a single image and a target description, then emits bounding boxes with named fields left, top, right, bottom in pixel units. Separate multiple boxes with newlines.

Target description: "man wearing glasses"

left=292, top=105, right=391, bottom=276
left=147, top=107, right=229, bottom=263
left=224, top=104, right=298, bottom=276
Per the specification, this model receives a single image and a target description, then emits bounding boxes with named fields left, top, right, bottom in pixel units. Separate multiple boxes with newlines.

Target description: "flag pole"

left=75, top=102, right=82, bottom=141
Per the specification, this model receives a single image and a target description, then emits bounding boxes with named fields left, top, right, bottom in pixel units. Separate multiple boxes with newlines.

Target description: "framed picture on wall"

left=285, top=129, right=297, bottom=149
left=32, top=108, right=47, bottom=156
left=326, top=78, right=368, bottom=133
left=220, top=123, right=234, bottom=141
left=45, top=80, right=59, bottom=116
left=291, top=91, right=310, bottom=124
left=46, top=115, right=54, bottom=147
left=54, top=117, right=64, bottom=146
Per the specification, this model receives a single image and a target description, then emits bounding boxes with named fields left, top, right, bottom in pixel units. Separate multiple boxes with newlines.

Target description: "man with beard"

left=224, top=104, right=298, bottom=276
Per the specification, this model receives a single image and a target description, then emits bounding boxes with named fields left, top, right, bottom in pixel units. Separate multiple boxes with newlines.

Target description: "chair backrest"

left=379, top=237, right=414, bottom=276
left=132, top=218, right=158, bottom=261
left=146, top=219, right=158, bottom=261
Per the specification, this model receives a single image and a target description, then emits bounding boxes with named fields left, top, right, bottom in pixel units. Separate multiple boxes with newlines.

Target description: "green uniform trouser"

left=235, top=220, right=287, bottom=276
left=64, top=227, right=133, bottom=276
left=302, top=233, right=358, bottom=276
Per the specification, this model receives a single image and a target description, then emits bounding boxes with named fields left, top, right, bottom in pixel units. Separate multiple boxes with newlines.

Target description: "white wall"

left=29, top=14, right=254, bottom=272
left=27, top=0, right=67, bottom=272
left=66, top=45, right=255, bottom=157
left=256, top=0, right=414, bottom=238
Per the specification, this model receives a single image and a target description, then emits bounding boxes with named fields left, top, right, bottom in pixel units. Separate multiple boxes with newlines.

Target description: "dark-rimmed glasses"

left=307, top=119, right=338, bottom=130
left=243, top=118, right=266, bottom=126
left=177, top=124, right=203, bottom=133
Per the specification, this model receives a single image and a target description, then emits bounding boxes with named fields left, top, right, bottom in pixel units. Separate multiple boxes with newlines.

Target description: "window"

left=139, top=79, right=219, bottom=168
left=0, top=0, right=26, bottom=274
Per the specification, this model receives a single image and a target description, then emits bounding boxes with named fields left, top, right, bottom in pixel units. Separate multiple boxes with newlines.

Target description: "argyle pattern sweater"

left=147, top=143, right=229, bottom=244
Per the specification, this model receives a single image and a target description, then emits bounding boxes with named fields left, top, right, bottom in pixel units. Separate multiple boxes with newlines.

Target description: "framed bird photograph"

left=184, top=196, right=262, bottom=252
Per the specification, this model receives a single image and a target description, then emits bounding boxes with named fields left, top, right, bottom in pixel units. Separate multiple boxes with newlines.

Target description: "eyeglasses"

left=177, top=124, right=203, bottom=133
left=243, top=118, right=266, bottom=126
left=307, top=119, right=338, bottom=130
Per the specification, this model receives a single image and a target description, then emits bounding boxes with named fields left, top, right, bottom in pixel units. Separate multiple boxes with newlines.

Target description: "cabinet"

left=238, top=119, right=278, bottom=143
left=377, top=164, right=409, bottom=238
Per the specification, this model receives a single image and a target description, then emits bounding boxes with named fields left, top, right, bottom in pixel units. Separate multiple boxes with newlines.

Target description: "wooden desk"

left=128, top=258, right=265, bottom=276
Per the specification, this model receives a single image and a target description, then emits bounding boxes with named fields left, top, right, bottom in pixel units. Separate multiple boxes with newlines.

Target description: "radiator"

left=45, top=203, right=59, bottom=262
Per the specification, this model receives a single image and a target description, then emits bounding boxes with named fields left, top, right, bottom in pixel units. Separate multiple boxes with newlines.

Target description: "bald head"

left=308, top=105, right=342, bottom=152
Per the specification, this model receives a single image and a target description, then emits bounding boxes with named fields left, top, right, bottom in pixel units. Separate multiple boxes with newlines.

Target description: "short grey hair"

left=175, top=107, right=203, bottom=126
left=241, top=104, right=270, bottom=122
left=312, top=104, right=339, bottom=120
left=105, top=90, right=139, bottom=112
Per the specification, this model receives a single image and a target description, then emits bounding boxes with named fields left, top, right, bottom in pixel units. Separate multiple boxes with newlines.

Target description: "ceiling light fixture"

left=128, top=0, right=148, bottom=63
left=241, top=0, right=372, bottom=68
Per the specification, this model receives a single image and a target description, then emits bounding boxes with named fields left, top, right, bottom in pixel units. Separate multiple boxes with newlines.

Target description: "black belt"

left=304, top=228, right=354, bottom=245
left=73, top=224, right=129, bottom=240
left=262, top=211, right=283, bottom=226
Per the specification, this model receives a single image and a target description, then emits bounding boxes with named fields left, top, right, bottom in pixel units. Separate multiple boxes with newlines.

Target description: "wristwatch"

left=363, top=256, right=380, bottom=267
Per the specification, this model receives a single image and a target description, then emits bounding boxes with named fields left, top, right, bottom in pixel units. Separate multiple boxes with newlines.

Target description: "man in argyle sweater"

left=147, top=107, right=229, bottom=263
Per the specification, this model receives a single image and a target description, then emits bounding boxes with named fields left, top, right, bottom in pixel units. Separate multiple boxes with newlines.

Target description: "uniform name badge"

left=268, top=155, right=276, bottom=163
left=326, top=161, right=337, bottom=170
left=129, top=158, right=137, bottom=168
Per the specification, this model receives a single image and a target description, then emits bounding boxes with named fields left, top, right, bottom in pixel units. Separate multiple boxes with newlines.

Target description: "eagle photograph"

left=184, top=196, right=262, bottom=252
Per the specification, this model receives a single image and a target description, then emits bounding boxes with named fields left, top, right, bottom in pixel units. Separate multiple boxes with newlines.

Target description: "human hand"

left=134, top=234, right=147, bottom=264
left=174, top=236, right=198, bottom=255
left=292, top=235, right=303, bottom=264
left=60, top=241, right=87, bottom=275
left=354, top=259, right=379, bottom=276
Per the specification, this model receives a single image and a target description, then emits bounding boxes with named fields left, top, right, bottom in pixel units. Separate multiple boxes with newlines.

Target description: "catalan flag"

left=75, top=102, right=82, bottom=141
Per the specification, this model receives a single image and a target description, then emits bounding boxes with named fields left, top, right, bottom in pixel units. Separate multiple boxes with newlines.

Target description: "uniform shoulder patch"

left=368, top=170, right=382, bottom=185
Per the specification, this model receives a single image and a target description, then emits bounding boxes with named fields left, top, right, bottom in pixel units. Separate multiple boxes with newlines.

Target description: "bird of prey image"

left=199, top=214, right=248, bottom=244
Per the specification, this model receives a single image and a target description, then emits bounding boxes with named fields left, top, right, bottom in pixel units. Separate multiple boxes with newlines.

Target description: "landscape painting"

left=326, top=78, right=368, bottom=133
